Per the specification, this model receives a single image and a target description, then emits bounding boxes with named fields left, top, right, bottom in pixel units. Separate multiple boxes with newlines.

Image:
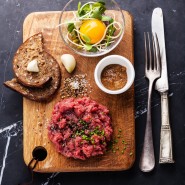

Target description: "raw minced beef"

left=48, top=97, right=113, bottom=160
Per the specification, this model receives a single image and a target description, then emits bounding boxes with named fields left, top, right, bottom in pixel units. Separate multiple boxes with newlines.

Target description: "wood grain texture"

left=23, top=10, right=135, bottom=172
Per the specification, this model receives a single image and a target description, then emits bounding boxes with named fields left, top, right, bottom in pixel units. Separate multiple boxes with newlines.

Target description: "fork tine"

left=152, top=33, right=157, bottom=70
left=147, top=32, right=152, bottom=70
left=154, top=33, right=161, bottom=71
left=144, top=32, right=147, bottom=72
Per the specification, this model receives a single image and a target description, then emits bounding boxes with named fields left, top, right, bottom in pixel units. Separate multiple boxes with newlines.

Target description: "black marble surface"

left=0, top=0, right=185, bottom=185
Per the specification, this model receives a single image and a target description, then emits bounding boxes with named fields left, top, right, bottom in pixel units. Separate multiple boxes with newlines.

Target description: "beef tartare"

left=48, top=97, right=113, bottom=160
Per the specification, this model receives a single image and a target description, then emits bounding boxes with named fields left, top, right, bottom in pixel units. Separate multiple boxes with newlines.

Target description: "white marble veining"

left=0, top=136, right=11, bottom=185
left=0, top=120, right=23, bottom=185
left=41, top=172, right=60, bottom=185
left=135, top=70, right=185, bottom=119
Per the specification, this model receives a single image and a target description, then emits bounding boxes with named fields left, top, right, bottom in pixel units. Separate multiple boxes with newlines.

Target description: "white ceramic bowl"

left=94, top=55, right=135, bottom=94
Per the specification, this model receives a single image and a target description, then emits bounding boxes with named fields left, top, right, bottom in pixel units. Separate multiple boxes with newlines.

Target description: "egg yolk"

left=80, top=19, right=106, bottom=44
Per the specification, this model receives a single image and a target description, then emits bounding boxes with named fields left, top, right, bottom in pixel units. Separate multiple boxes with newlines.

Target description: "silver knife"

left=152, top=8, right=174, bottom=163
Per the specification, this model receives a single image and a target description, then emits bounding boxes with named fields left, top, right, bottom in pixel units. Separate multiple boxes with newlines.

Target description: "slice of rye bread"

left=13, top=32, right=52, bottom=88
left=4, top=52, right=61, bottom=102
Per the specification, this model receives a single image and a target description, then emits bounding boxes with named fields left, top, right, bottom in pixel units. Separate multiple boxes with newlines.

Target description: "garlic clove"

left=61, top=54, right=76, bottom=73
left=27, top=59, right=39, bottom=72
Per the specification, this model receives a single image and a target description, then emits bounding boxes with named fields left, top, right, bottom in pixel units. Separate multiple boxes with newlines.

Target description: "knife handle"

left=159, top=92, right=174, bottom=163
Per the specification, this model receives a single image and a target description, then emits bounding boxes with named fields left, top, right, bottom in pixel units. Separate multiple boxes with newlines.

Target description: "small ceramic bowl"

left=94, top=55, right=135, bottom=94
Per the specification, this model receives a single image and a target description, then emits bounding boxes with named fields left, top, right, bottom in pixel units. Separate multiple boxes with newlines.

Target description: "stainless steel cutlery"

left=152, top=7, right=174, bottom=164
left=140, top=7, right=174, bottom=172
left=139, top=32, right=161, bottom=172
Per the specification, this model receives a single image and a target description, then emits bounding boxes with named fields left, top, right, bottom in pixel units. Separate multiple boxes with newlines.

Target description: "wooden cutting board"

left=23, top=10, right=135, bottom=172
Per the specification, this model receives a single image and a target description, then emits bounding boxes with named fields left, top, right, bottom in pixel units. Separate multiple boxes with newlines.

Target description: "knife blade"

left=152, top=8, right=169, bottom=92
left=152, top=7, right=174, bottom=163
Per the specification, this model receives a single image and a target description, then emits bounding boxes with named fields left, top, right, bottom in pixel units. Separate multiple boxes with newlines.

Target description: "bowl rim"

left=94, top=55, right=135, bottom=94
left=58, top=0, right=125, bottom=57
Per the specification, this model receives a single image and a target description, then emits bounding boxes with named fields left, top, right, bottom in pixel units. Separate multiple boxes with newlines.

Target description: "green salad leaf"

left=82, top=34, right=91, bottom=43
left=106, top=19, right=116, bottom=46
left=67, top=23, right=75, bottom=33
left=84, top=44, right=98, bottom=52
left=92, top=2, right=106, bottom=14
left=78, top=1, right=106, bottom=19
left=89, top=47, right=98, bottom=52
left=101, top=15, right=112, bottom=22
left=84, top=44, right=92, bottom=51
left=90, top=9, right=102, bottom=20
left=78, top=3, right=91, bottom=17
left=77, top=1, right=81, bottom=14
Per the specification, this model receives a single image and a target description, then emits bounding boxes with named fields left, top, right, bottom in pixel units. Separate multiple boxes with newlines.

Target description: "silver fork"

left=139, top=32, right=161, bottom=172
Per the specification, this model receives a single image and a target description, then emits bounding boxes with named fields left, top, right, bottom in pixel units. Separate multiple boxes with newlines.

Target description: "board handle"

left=18, top=146, right=47, bottom=185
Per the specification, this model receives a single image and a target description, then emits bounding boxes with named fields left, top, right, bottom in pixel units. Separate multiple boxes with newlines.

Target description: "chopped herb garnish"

left=114, top=139, right=118, bottom=144
left=91, top=139, right=95, bottom=144
left=75, top=129, right=85, bottom=136
left=101, top=130, right=105, bottom=136
left=79, top=119, right=88, bottom=125
left=82, top=134, right=90, bottom=141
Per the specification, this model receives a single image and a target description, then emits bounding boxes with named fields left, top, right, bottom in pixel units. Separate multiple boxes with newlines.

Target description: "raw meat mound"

left=48, top=97, right=113, bottom=160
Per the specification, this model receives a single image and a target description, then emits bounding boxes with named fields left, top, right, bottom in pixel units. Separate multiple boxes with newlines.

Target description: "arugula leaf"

left=84, top=44, right=92, bottom=51
left=82, top=34, right=91, bottom=43
left=67, top=23, right=75, bottom=33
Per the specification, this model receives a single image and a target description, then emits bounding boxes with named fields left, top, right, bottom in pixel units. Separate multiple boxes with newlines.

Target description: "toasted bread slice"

left=5, top=52, right=61, bottom=102
left=13, top=33, right=51, bottom=88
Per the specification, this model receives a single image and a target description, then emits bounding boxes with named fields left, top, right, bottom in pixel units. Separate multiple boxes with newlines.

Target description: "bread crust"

left=13, top=33, right=51, bottom=88
left=5, top=52, right=61, bottom=102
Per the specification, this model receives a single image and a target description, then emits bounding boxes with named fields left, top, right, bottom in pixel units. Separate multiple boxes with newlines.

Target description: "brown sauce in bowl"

left=101, top=64, right=127, bottom=90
